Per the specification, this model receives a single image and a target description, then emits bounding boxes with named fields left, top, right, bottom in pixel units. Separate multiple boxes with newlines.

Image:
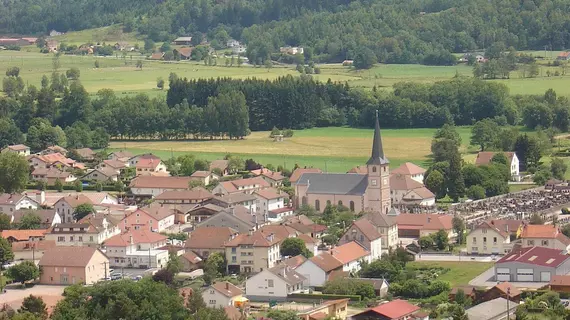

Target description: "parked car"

left=111, top=273, right=123, bottom=280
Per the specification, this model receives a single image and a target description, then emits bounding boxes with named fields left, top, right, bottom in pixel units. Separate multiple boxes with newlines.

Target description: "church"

left=293, top=113, right=392, bottom=214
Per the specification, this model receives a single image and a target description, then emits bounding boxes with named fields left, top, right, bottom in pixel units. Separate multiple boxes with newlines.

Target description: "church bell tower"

left=366, top=111, right=391, bottom=214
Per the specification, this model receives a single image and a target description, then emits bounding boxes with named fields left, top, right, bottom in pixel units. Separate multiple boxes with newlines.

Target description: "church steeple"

left=366, top=110, right=389, bottom=165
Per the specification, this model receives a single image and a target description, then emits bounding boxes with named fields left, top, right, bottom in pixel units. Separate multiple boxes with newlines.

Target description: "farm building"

left=495, top=246, right=570, bottom=282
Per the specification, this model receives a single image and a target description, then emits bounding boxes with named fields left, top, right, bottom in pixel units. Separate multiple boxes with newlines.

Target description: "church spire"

left=366, top=110, right=389, bottom=165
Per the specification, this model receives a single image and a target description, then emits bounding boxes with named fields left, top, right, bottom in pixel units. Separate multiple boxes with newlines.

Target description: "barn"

left=495, top=246, right=570, bottom=282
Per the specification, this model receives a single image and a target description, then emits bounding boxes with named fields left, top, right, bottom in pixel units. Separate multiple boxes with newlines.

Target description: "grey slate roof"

left=367, top=111, right=389, bottom=165
left=466, top=297, right=517, bottom=320
left=297, top=173, right=368, bottom=195
left=269, top=264, right=306, bottom=285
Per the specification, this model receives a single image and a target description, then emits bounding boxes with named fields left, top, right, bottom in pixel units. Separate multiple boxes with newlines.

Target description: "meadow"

left=407, top=261, right=494, bottom=286
left=108, top=127, right=473, bottom=172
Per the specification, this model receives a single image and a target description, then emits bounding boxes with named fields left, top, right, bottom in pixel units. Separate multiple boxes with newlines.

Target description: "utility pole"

left=506, top=287, right=511, bottom=319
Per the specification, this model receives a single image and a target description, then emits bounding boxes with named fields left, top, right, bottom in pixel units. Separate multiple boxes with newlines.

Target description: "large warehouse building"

left=495, top=246, right=570, bottom=282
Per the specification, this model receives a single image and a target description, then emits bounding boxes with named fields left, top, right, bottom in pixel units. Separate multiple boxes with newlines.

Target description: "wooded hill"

left=3, top=0, right=570, bottom=63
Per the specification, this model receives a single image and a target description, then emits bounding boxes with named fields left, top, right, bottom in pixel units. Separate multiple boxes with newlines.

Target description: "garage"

left=496, top=268, right=510, bottom=281
left=541, top=272, right=551, bottom=282
left=516, top=269, right=534, bottom=282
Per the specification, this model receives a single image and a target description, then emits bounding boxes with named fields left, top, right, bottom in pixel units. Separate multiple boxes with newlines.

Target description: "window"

left=483, top=237, right=487, bottom=243
left=472, top=237, right=477, bottom=244
left=528, top=240, right=535, bottom=245
left=338, top=200, right=343, bottom=206
left=209, top=300, right=216, bottom=305
left=78, top=236, right=83, bottom=242
left=70, top=236, right=74, bottom=241
left=542, top=240, right=549, bottom=246
left=371, top=179, right=377, bottom=186
left=372, top=166, right=377, bottom=173
left=210, top=290, right=215, bottom=294
left=90, top=236, right=94, bottom=242
left=482, top=229, right=487, bottom=234
left=268, top=279, right=274, bottom=287
left=57, top=236, right=65, bottom=242
left=326, top=200, right=331, bottom=206
left=315, top=200, right=320, bottom=211
left=231, top=248, right=236, bottom=253
left=493, top=237, right=497, bottom=243
left=349, top=201, right=355, bottom=212
left=360, top=235, right=364, bottom=242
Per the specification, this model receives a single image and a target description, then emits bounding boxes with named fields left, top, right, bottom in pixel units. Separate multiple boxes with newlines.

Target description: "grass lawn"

left=407, top=261, right=494, bottom=287
left=108, top=127, right=473, bottom=172
left=509, top=184, right=537, bottom=192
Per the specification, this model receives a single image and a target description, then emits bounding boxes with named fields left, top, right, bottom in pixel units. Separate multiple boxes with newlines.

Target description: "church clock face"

left=371, top=179, right=377, bottom=186
left=383, top=178, right=388, bottom=185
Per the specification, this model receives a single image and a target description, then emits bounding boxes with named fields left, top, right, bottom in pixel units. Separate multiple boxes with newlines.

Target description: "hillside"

left=3, top=0, right=570, bottom=64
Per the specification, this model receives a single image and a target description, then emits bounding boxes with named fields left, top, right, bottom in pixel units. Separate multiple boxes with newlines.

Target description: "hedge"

left=287, top=293, right=361, bottom=302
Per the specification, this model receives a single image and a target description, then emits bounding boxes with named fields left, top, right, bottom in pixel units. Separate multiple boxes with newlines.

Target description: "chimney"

left=230, top=207, right=235, bottom=215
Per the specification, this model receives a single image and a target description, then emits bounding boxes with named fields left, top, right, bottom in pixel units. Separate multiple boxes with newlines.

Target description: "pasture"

left=108, top=127, right=473, bottom=172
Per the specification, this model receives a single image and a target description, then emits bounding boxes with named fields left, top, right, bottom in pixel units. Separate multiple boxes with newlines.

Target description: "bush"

left=466, top=185, right=486, bottom=200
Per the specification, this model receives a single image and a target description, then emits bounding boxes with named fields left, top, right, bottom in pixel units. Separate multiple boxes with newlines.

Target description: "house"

left=390, top=174, right=435, bottom=208
left=338, top=219, right=382, bottom=260
left=282, top=255, right=307, bottom=270
left=548, top=275, right=570, bottom=293
left=74, top=148, right=95, bottom=161
left=210, top=160, right=230, bottom=175
left=39, top=246, right=109, bottom=285
left=180, top=251, right=203, bottom=271
left=46, top=40, right=59, bottom=52
left=225, top=230, right=281, bottom=273
left=251, top=169, right=285, bottom=187
left=197, top=206, right=266, bottom=233
left=105, top=229, right=169, bottom=268
left=268, top=207, right=294, bottom=222
left=475, top=151, right=520, bottom=181
left=520, top=224, right=570, bottom=250
left=330, top=241, right=371, bottom=272
left=185, top=226, right=238, bottom=258
left=128, top=153, right=160, bottom=166
left=149, top=52, right=165, bottom=60
left=0, top=193, right=39, bottom=214
left=202, top=281, right=244, bottom=308
left=342, top=60, right=354, bottom=66
left=211, top=193, right=258, bottom=213
left=96, top=159, right=127, bottom=173
left=174, top=47, right=193, bottom=60
left=82, top=168, right=119, bottom=182
left=108, top=151, right=133, bottom=163
left=283, top=215, right=328, bottom=239
left=480, top=281, right=521, bottom=303
left=173, top=37, right=193, bottom=45
left=227, top=39, right=240, bottom=48
left=488, top=219, right=523, bottom=238
left=190, top=170, right=219, bottom=185
left=254, top=188, right=288, bottom=215
left=298, top=234, right=319, bottom=256
left=290, top=168, right=322, bottom=186
left=354, top=278, right=390, bottom=298
left=10, top=209, right=61, bottom=228
left=280, top=46, right=304, bottom=55
left=361, top=211, right=399, bottom=252
left=45, top=218, right=120, bottom=248
left=188, top=203, right=224, bottom=224
left=296, top=252, right=343, bottom=287
left=557, top=52, right=570, bottom=61
left=466, top=298, right=518, bottom=320
left=119, top=205, right=175, bottom=232
left=232, top=46, right=246, bottom=55
left=129, top=176, right=192, bottom=197
left=245, top=264, right=306, bottom=301
left=467, top=220, right=511, bottom=255
left=1, top=229, right=46, bottom=243
left=295, top=114, right=391, bottom=215
left=32, top=167, right=77, bottom=185
left=28, top=153, right=85, bottom=170
left=449, top=286, right=477, bottom=302
left=2, top=144, right=30, bottom=156
left=495, top=246, right=570, bottom=282
left=212, top=177, right=270, bottom=196
left=41, top=145, right=67, bottom=155
left=77, top=212, right=121, bottom=242
left=395, top=214, right=454, bottom=239
left=155, top=189, right=213, bottom=205
left=350, top=299, right=422, bottom=320
left=298, top=299, right=350, bottom=320
left=135, top=158, right=167, bottom=175
left=54, top=194, right=93, bottom=223
left=391, top=162, right=426, bottom=184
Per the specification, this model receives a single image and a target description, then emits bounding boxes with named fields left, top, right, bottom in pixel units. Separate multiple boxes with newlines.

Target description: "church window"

left=349, top=201, right=355, bottom=212
left=315, top=200, right=320, bottom=211
left=372, top=166, right=377, bottom=173
left=383, top=167, right=386, bottom=172
left=338, top=200, right=343, bottom=206
left=302, top=196, right=307, bottom=206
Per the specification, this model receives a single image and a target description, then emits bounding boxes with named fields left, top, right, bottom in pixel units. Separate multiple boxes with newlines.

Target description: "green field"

left=2, top=47, right=570, bottom=98
left=51, top=25, right=144, bottom=47
left=407, top=261, right=494, bottom=287
left=109, top=127, right=472, bottom=172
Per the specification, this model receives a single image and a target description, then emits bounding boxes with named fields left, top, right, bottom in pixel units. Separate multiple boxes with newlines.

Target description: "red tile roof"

left=558, top=52, right=570, bottom=58
left=497, top=246, right=570, bottom=267
left=225, top=230, right=281, bottom=247
left=308, top=252, right=343, bottom=272
left=493, top=281, right=521, bottom=298
left=550, top=275, right=570, bottom=286
left=331, top=241, right=370, bottom=264
left=391, top=162, right=426, bottom=176
left=369, top=300, right=420, bottom=319
left=57, top=194, right=93, bottom=207
left=39, top=247, right=104, bottom=267
left=258, top=225, right=298, bottom=241
left=129, top=176, right=192, bottom=189
left=136, top=158, right=162, bottom=169
left=155, top=189, right=213, bottom=201
left=186, top=227, right=238, bottom=250
left=390, top=174, right=423, bottom=190
left=475, top=152, right=516, bottom=166
left=105, top=230, right=167, bottom=247
left=290, top=168, right=322, bottom=183
left=351, top=218, right=382, bottom=241
left=1, top=229, right=47, bottom=241
left=298, top=234, right=317, bottom=244
left=489, top=219, right=523, bottom=234
left=396, top=214, right=453, bottom=231
left=211, top=281, right=243, bottom=297
left=282, top=255, right=307, bottom=269
left=474, top=220, right=509, bottom=238
left=255, top=188, right=287, bottom=200
left=191, top=170, right=211, bottom=178
left=181, top=251, right=202, bottom=264
left=521, top=224, right=568, bottom=240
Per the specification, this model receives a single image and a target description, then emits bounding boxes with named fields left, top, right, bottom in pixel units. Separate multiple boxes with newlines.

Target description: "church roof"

left=366, top=111, right=389, bottom=165
left=297, top=173, right=368, bottom=195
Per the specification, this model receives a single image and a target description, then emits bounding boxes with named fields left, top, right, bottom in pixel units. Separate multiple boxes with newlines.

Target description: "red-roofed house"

left=475, top=151, right=520, bottom=181
left=119, top=206, right=175, bottom=232
left=105, top=229, right=169, bottom=268
left=548, top=275, right=570, bottom=293
left=396, top=214, right=454, bottom=239
left=2, top=144, right=30, bottom=156
left=129, top=176, right=192, bottom=197
left=338, top=219, right=382, bottom=260
left=296, top=252, right=343, bottom=287
left=180, top=251, right=203, bottom=271
left=557, top=52, right=570, bottom=61
left=254, top=187, right=290, bottom=218
left=467, top=220, right=511, bottom=255
left=330, top=241, right=371, bottom=272
left=224, top=230, right=281, bottom=273
left=212, top=177, right=270, bottom=196
left=351, top=300, right=423, bottom=320
left=520, top=224, right=570, bottom=251
left=391, top=162, right=426, bottom=184
left=135, top=158, right=167, bottom=176
left=495, top=246, right=570, bottom=282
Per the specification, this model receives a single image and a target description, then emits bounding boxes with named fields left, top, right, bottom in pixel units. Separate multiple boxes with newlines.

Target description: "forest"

left=3, top=0, right=570, bottom=63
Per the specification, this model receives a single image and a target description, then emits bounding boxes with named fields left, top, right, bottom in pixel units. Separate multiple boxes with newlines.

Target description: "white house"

left=475, top=152, right=520, bottom=181
left=54, top=193, right=118, bottom=223
left=45, top=217, right=120, bottom=248
left=338, top=219, right=383, bottom=261
left=2, top=144, right=30, bottom=156
left=135, top=158, right=168, bottom=176
left=129, top=176, right=192, bottom=197
left=245, top=265, right=306, bottom=302
left=0, top=193, right=39, bottom=214
left=119, top=206, right=176, bottom=232
left=296, top=252, right=343, bottom=287
left=104, top=230, right=169, bottom=269
left=202, top=281, right=244, bottom=308
left=254, top=188, right=288, bottom=215
left=226, top=39, right=240, bottom=48
left=331, top=241, right=371, bottom=273
left=390, top=162, right=426, bottom=184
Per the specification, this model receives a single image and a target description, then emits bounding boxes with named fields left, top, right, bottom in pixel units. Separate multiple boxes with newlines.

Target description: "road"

left=415, top=253, right=496, bottom=262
